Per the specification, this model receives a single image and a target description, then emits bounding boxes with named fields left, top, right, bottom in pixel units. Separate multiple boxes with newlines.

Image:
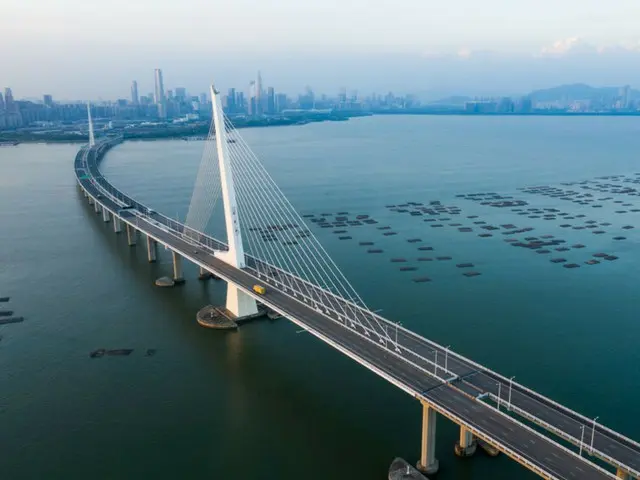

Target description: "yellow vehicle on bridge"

left=252, top=284, right=266, bottom=295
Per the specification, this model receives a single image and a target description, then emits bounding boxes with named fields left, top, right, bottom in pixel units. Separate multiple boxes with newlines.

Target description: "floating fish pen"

left=410, top=212, right=422, bottom=216
left=378, top=226, right=392, bottom=230
left=550, top=258, right=567, bottom=263
left=559, top=224, right=571, bottom=228
left=456, top=263, right=474, bottom=268
left=391, top=258, right=407, bottom=263
left=400, top=266, right=417, bottom=271
left=536, top=249, right=551, bottom=254
left=478, top=233, right=493, bottom=237
left=0, top=311, right=13, bottom=317
left=450, top=223, right=462, bottom=227
left=613, top=236, right=626, bottom=240
left=622, top=225, right=635, bottom=229
left=431, top=224, right=443, bottom=228
left=333, top=230, right=347, bottom=234
left=407, top=238, right=422, bottom=243
left=0, top=297, right=9, bottom=302
left=337, top=211, right=349, bottom=215
left=572, top=244, right=585, bottom=249
left=563, top=263, right=580, bottom=269
left=418, top=246, right=434, bottom=251
left=338, top=236, right=351, bottom=240
left=593, top=253, right=609, bottom=258
left=413, top=277, right=431, bottom=283
left=601, top=222, right=612, bottom=226
left=604, top=255, right=619, bottom=261
left=556, top=247, right=570, bottom=252
left=417, top=257, right=433, bottom=261
left=585, top=259, right=600, bottom=265
left=383, top=232, right=398, bottom=236
left=363, top=219, right=378, bottom=224
left=356, top=215, right=369, bottom=219
left=474, top=221, right=487, bottom=225
left=359, top=241, right=374, bottom=246
left=0, top=316, right=24, bottom=325
left=592, top=230, right=605, bottom=234
left=436, top=256, right=452, bottom=261
left=107, top=349, right=134, bottom=356
left=463, top=271, right=481, bottom=277
left=367, top=249, right=383, bottom=253
left=458, top=227, right=473, bottom=232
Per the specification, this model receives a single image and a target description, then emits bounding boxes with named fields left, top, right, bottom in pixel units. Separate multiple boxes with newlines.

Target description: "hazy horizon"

left=3, top=0, right=640, bottom=100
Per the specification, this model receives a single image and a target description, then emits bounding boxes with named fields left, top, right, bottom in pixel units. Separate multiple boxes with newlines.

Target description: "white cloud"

left=538, top=37, right=640, bottom=57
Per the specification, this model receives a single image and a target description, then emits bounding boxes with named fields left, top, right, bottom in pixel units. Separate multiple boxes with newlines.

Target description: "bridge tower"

left=210, top=85, right=259, bottom=318
left=87, top=103, right=95, bottom=147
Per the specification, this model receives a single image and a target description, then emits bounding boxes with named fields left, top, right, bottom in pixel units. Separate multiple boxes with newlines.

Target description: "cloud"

left=538, top=37, right=640, bottom=57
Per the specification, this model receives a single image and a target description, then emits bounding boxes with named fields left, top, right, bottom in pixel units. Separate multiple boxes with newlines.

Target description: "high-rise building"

left=131, top=81, right=139, bottom=105
left=226, top=88, right=236, bottom=112
left=248, top=81, right=256, bottom=116
left=236, top=91, right=245, bottom=112
left=0, top=92, right=4, bottom=111
left=175, top=87, right=187, bottom=101
left=154, top=69, right=166, bottom=118
left=275, top=93, right=288, bottom=113
left=267, top=87, right=275, bottom=114
left=43, top=94, right=53, bottom=107
left=167, top=89, right=174, bottom=100
left=199, top=92, right=207, bottom=106
left=4, top=88, right=15, bottom=112
left=256, top=71, right=263, bottom=115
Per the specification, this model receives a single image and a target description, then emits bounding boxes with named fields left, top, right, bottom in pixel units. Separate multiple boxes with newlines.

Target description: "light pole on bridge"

left=590, top=416, right=599, bottom=452
left=394, top=322, right=402, bottom=353
left=508, top=376, right=515, bottom=411
left=496, top=382, right=502, bottom=410
left=444, top=345, right=451, bottom=372
left=579, top=424, right=586, bottom=456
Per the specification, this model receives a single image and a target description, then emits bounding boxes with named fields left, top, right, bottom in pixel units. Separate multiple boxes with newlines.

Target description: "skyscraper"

left=175, top=87, right=187, bottom=101
left=4, top=88, right=15, bottom=112
left=256, top=71, right=263, bottom=115
left=0, top=92, right=4, bottom=111
left=43, top=94, right=53, bottom=107
left=267, top=87, right=275, bottom=114
left=131, top=81, right=139, bottom=105
left=248, top=81, right=256, bottom=116
left=227, top=88, right=236, bottom=112
left=154, top=69, right=166, bottom=118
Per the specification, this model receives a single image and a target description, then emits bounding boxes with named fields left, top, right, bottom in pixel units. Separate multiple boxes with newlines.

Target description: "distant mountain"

left=527, top=83, right=639, bottom=103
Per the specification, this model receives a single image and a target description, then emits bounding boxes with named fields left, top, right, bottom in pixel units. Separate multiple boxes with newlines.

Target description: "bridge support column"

left=94, top=201, right=101, bottom=214
left=416, top=402, right=439, bottom=475
left=172, top=251, right=184, bottom=283
left=146, top=236, right=157, bottom=263
left=102, top=209, right=110, bottom=223
left=88, top=196, right=94, bottom=205
left=226, top=284, right=259, bottom=318
left=455, top=426, right=477, bottom=457
left=126, top=224, right=137, bottom=246
left=198, top=266, right=213, bottom=280
left=616, top=468, right=631, bottom=479
left=113, top=216, right=122, bottom=233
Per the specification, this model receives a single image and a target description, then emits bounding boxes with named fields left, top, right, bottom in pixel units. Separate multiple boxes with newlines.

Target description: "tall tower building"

left=248, top=81, right=256, bottom=116
left=267, top=87, right=275, bottom=114
left=4, top=88, right=15, bottom=112
left=154, top=69, right=166, bottom=118
left=131, top=80, right=139, bottom=105
left=256, top=71, right=263, bottom=115
left=43, top=94, right=53, bottom=107
left=0, top=92, right=5, bottom=111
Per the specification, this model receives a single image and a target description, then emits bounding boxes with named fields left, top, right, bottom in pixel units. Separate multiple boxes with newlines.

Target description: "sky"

left=3, top=0, right=640, bottom=100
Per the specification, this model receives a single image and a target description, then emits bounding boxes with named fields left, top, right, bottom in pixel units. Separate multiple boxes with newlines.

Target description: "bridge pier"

left=416, top=402, right=439, bottom=475
left=172, top=251, right=184, bottom=283
left=102, top=209, right=110, bottom=223
left=455, top=426, right=477, bottom=457
left=113, top=216, right=122, bottom=233
left=198, top=265, right=213, bottom=280
left=146, top=236, right=157, bottom=263
left=88, top=196, right=94, bottom=205
left=616, top=468, right=631, bottom=479
left=126, top=224, right=137, bottom=246
left=94, top=201, right=101, bottom=214
left=226, top=284, right=259, bottom=318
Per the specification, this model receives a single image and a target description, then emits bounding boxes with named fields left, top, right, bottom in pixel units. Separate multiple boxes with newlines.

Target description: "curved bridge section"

left=75, top=138, right=638, bottom=480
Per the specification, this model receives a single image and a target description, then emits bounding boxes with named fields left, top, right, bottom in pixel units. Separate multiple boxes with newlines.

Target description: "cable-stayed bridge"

left=74, top=87, right=639, bottom=480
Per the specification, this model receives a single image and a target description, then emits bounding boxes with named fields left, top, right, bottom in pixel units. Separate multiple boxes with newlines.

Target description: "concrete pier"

left=616, top=468, right=631, bottom=479
left=146, top=236, right=157, bottom=263
left=196, top=304, right=265, bottom=329
left=416, top=402, right=439, bottom=475
left=102, top=209, right=110, bottom=223
left=455, top=426, right=477, bottom=457
left=172, top=251, right=184, bottom=283
left=88, top=196, right=94, bottom=205
left=113, top=216, right=122, bottom=233
left=94, top=201, right=101, bottom=214
left=198, top=265, right=213, bottom=280
left=126, top=224, right=137, bottom=246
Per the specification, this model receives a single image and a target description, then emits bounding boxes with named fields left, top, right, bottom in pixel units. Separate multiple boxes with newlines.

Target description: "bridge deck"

left=74, top=141, right=640, bottom=479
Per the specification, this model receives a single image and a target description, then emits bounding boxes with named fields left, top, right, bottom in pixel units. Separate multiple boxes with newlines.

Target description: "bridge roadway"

left=75, top=141, right=639, bottom=479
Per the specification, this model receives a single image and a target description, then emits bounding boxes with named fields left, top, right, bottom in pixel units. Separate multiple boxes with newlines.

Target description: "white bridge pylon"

left=209, top=84, right=259, bottom=318
left=185, top=82, right=392, bottom=342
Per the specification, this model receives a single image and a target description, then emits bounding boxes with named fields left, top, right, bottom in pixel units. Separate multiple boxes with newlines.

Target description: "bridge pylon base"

left=417, top=402, right=439, bottom=475
left=455, top=427, right=477, bottom=457
left=226, top=284, right=258, bottom=318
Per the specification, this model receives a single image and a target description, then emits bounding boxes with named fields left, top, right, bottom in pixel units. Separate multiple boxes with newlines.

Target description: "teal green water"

left=1, top=116, right=640, bottom=479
